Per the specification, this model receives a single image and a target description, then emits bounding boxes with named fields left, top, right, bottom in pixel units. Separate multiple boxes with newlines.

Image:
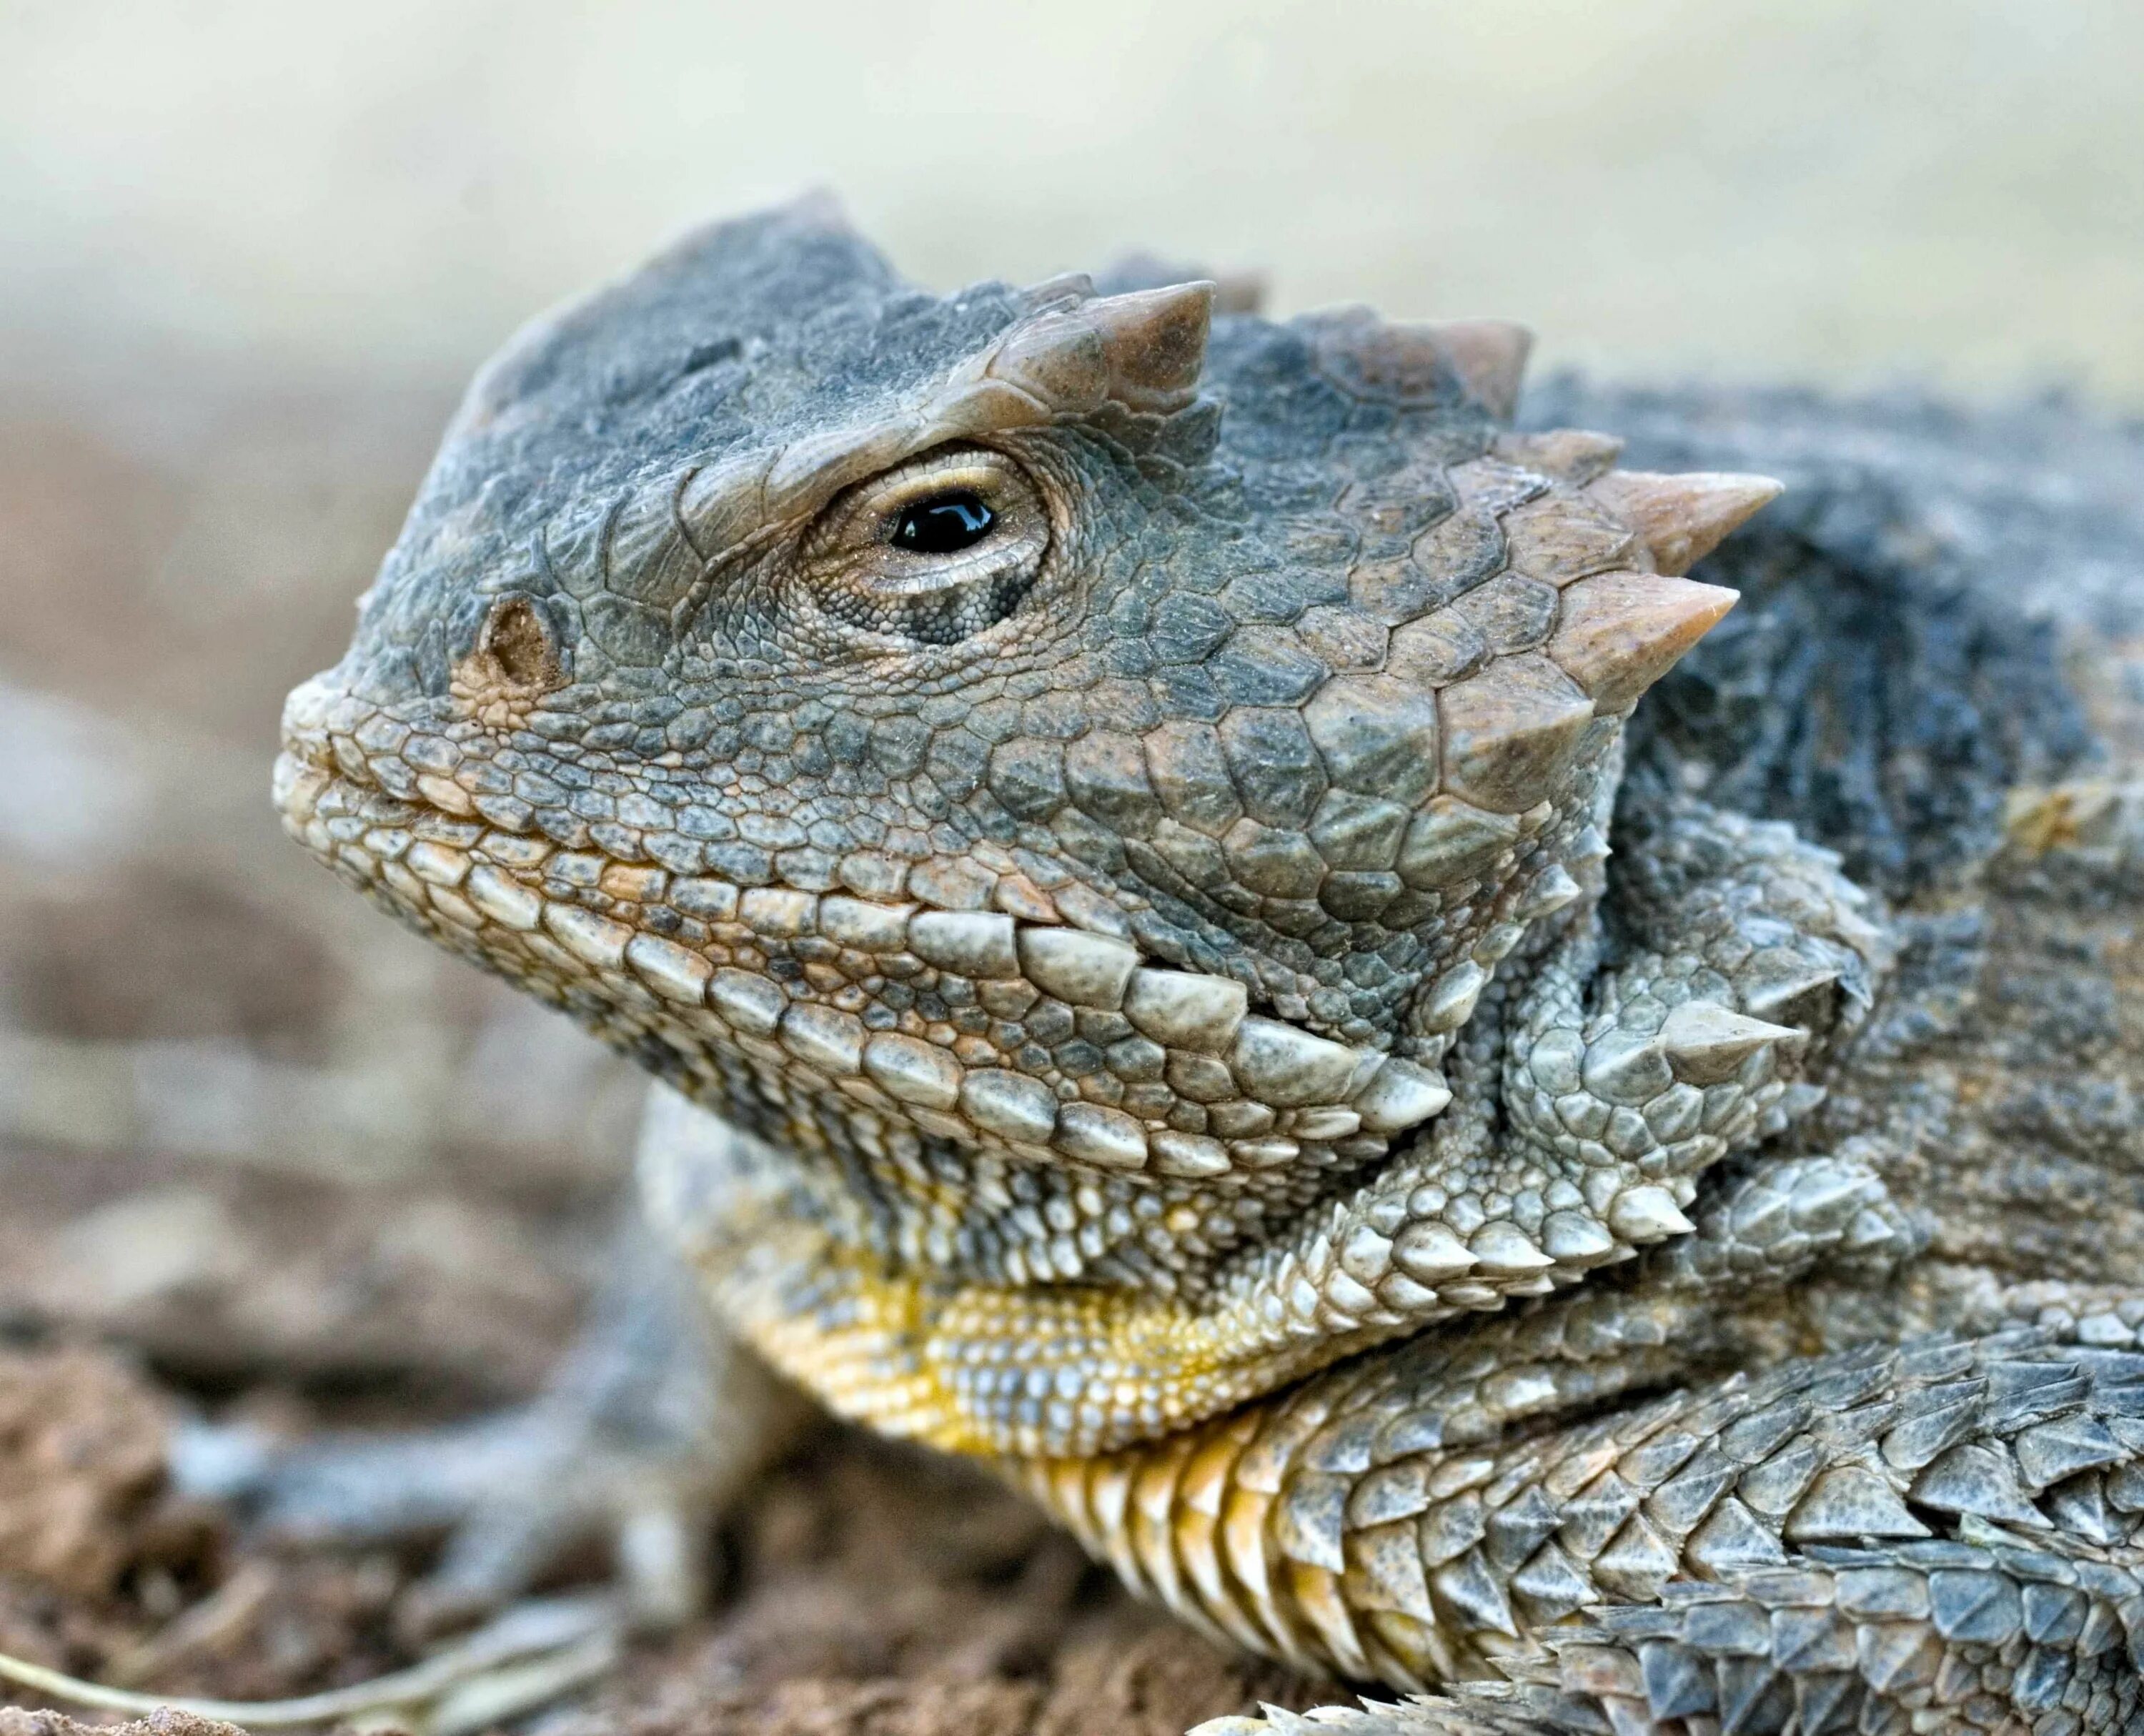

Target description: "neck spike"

left=1589, top=470, right=1783, bottom=575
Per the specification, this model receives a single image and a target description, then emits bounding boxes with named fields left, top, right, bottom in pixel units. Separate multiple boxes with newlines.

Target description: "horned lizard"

left=259, top=198, right=2144, bottom=1735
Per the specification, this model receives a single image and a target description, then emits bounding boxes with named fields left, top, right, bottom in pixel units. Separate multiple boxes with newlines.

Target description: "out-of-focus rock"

left=0, top=1346, right=212, bottom=1601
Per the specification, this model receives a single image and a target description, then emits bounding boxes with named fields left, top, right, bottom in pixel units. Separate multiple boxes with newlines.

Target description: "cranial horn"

left=1419, top=319, right=1533, bottom=420
left=1085, top=281, right=1215, bottom=412
left=1589, top=470, right=1782, bottom=575
left=985, top=282, right=1214, bottom=416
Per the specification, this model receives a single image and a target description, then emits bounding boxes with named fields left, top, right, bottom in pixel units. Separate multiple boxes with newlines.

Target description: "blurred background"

left=2, top=0, right=2142, bottom=1466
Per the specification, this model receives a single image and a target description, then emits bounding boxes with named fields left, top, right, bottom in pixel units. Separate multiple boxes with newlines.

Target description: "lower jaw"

left=276, top=756, right=1456, bottom=1209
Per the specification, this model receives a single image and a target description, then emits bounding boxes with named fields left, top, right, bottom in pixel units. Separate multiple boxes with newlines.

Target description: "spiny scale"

left=1039, top=1325, right=2144, bottom=1722
left=1545, top=571, right=1739, bottom=713
left=1588, top=469, right=1784, bottom=576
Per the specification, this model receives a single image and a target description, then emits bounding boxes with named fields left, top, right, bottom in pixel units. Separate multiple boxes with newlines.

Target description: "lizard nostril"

left=478, top=595, right=558, bottom=690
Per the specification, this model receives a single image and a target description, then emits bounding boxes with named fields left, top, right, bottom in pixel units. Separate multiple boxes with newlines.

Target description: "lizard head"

left=278, top=197, right=1776, bottom=1260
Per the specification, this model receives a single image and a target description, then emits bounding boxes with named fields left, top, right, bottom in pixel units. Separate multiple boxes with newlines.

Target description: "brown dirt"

left=0, top=1349, right=410, bottom=1704
left=0, top=1347, right=1331, bottom=1735
left=0, top=1348, right=193, bottom=1601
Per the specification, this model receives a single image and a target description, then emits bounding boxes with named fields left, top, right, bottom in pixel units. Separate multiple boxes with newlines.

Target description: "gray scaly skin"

left=272, top=198, right=2144, bottom=1734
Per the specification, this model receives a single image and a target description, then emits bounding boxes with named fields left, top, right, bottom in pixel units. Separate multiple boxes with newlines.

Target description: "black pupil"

left=892, top=492, right=995, bottom=555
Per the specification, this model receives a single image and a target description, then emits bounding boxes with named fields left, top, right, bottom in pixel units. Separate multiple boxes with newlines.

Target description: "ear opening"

left=478, top=594, right=561, bottom=690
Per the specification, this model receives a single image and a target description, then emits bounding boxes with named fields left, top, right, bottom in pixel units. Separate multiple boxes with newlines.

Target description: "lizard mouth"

left=274, top=728, right=1453, bottom=1186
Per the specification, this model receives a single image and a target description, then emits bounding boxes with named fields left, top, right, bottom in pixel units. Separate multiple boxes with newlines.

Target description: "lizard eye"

left=798, top=447, right=1051, bottom=650
left=890, top=491, right=996, bottom=555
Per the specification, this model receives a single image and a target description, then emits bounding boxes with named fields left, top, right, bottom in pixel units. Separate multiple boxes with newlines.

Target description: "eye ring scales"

left=794, top=446, right=1052, bottom=650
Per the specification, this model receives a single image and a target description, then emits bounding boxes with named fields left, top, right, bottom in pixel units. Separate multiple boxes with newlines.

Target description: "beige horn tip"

left=1547, top=571, right=1741, bottom=713
left=1083, top=281, right=1216, bottom=412
left=1421, top=319, right=1533, bottom=420
left=1589, top=470, right=1783, bottom=575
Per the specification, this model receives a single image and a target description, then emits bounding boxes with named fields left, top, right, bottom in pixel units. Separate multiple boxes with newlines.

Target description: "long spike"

left=1588, top=470, right=1782, bottom=575
left=1658, top=1001, right=1800, bottom=1085
left=1546, top=571, right=1739, bottom=713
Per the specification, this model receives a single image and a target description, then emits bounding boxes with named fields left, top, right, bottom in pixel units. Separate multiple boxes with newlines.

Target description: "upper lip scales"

left=272, top=688, right=1380, bottom=1045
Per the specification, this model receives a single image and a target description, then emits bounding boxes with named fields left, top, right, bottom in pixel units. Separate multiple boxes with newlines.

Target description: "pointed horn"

left=984, top=315, right=1110, bottom=413
left=984, top=281, right=1213, bottom=416
left=1547, top=570, right=1739, bottom=713
left=1350, top=1056, right=1451, bottom=1133
left=1658, top=1001, right=1801, bottom=1086
left=1515, top=863, right=1582, bottom=921
left=1607, top=1185, right=1694, bottom=1241
left=1084, top=280, right=1214, bottom=412
left=1420, top=319, right=1533, bottom=420
left=1589, top=470, right=1782, bottom=575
